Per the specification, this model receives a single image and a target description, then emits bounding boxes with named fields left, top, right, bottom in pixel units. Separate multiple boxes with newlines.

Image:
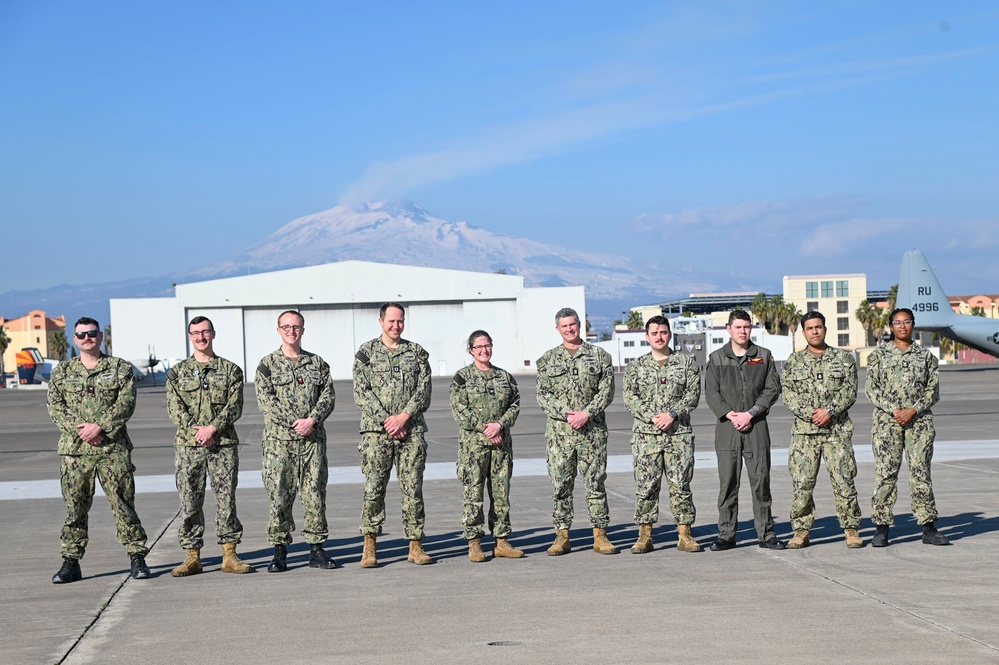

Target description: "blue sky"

left=2, top=1, right=997, bottom=296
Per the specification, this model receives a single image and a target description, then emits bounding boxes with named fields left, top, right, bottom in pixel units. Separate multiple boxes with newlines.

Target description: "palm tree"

left=0, top=325, right=10, bottom=386
left=49, top=330, right=69, bottom=360
left=104, top=324, right=113, bottom=355
left=750, top=293, right=771, bottom=331
left=970, top=306, right=987, bottom=317
left=784, top=301, right=802, bottom=349
left=887, top=284, right=898, bottom=310
left=769, top=295, right=788, bottom=334
left=855, top=300, right=878, bottom=346
left=625, top=310, right=645, bottom=330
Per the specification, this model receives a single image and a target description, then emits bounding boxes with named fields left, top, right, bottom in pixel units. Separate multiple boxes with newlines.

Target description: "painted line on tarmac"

left=3, top=439, right=999, bottom=502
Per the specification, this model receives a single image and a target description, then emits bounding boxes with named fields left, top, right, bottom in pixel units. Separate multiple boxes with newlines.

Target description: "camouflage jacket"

left=449, top=363, right=521, bottom=447
left=167, top=355, right=244, bottom=447
left=623, top=352, right=700, bottom=435
left=536, top=342, right=614, bottom=427
left=782, top=346, right=857, bottom=436
left=254, top=349, right=335, bottom=441
left=352, top=338, right=432, bottom=434
left=47, top=354, right=136, bottom=455
left=865, top=341, right=939, bottom=416
left=704, top=342, right=781, bottom=422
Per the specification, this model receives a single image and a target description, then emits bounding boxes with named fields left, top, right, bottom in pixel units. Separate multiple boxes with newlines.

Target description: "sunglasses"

left=74, top=331, right=100, bottom=340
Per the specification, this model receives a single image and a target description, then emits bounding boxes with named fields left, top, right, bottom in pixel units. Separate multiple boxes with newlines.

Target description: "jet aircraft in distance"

left=896, top=249, right=999, bottom=357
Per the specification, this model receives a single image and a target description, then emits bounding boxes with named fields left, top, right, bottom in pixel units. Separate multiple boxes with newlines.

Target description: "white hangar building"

left=110, top=261, right=585, bottom=381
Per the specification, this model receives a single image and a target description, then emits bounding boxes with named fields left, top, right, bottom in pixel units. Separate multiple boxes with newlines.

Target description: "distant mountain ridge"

left=201, top=199, right=719, bottom=300
left=1, top=200, right=725, bottom=330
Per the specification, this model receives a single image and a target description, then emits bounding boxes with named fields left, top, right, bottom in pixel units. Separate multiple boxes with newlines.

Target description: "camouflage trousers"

left=457, top=439, right=513, bottom=540
left=546, top=428, right=610, bottom=530
left=788, top=433, right=861, bottom=530
left=175, top=445, right=243, bottom=550
left=261, top=438, right=328, bottom=546
left=359, top=431, right=427, bottom=541
left=59, top=452, right=148, bottom=560
left=631, top=432, right=696, bottom=526
left=871, top=411, right=938, bottom=526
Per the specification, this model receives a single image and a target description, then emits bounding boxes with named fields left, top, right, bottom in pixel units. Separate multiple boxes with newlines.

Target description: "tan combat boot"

left=844, top=528, right=863, bottom=549
left=676, top=524, right=703, bottom=552
left=468, top=538, right=486, bottom=563
left=493, top=538, right=525, bottom=558
left=593, top=528, right=618, bottom=555
left=360, top=534, right=378, bottom=568
left=171, top=548, right=202, bottom=577
left=788, top=530, right=810, bottom=549
left=547, top=529, right=571, bottom=556
left=631, top=524, right=653, bottom=554
left=220, top=543, right=252, bottom=574
left=407, top=540, right=432, bottom=565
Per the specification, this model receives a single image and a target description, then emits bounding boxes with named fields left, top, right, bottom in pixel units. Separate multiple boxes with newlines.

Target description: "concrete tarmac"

left=1, top=366, right=997, bottom=663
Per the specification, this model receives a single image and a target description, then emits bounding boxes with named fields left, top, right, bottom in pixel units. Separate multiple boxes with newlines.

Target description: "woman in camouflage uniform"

left=449, top=331, right=525, bottom=562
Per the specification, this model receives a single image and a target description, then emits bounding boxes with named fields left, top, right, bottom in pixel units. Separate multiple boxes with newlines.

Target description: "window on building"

left=837, top=300, right=849, bottom=314
left=712, top=337, right=725, bottom=344
left=807, top=301, right=819, bottom=312
left=640, top=340, right=650, bottom=346
left=37, top=337, right=41, bottom=343
left=624, top=358, right=633, bottom=365
left=838, top=317, right=849, bottom=331
left=805, top=281, right=818, bottom=298
left=836, top=280, right=849, bottom=297
left=821, top=281, right=834, bottom=297
left=838, top=334, right=850, bottom=347
left=623, top=340, right=635, bottom=347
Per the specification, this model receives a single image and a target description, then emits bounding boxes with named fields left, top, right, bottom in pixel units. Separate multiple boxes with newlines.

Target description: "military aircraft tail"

left=897, top=249, right=959, bottom=328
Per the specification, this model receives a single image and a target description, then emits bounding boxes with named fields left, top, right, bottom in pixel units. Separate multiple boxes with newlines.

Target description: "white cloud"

left=800, top=218, right=906, bottom=256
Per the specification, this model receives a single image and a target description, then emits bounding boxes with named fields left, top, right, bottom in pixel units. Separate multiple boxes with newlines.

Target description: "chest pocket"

left=208, top=373, right=229, bottom=404
left=665, top=366, right=687, bottom=397
left=270, top=371, right=295, bottom=387
left=178, top=377, right=203, bottom=394
left=899, top=359, right=926, bottom=385
left=545, top=363, right=568, bottom=378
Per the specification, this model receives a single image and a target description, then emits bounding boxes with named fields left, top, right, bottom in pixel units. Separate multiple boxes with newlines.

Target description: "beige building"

left=783, top=274, right=868, bottom=350
left=949, top=294, right=999, bottom=318
left=0, top=310, right=67, bottom=376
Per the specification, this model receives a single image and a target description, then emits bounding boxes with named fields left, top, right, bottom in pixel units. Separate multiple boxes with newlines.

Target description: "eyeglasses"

left=890, top=320, right=914, bottom=327
left=74, top=331, right=100, bottom=340
left=188, top=330, right=214, bottom=338
left=278, top=325, right=304, bottom=332
left=471, top=344, right=493, bottom=351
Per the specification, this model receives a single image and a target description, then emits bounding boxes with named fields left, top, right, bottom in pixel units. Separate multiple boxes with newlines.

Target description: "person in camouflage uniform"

left=704, top=310, right=784, bottom=550
left=255, top=310, right=338, bottom=572
left=623, top=316, right=703, bottom=554
left=166, top=316, right=251, bottom=576
left=781, top=311, right=863, bottom=549
left=47, top=317, right=150, bottom=584
left=536, top=307, right=617, bottom=556
left=352, top=303, right=433, bottom=567
left=865, top=308, right=950, bottom=547
left=449, top=330, right=524, bottom=562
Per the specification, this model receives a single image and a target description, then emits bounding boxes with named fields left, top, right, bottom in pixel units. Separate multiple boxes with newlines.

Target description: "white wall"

left=110, top=297, right=185, bottom=367
left=519, top=286, right=586, bottom=371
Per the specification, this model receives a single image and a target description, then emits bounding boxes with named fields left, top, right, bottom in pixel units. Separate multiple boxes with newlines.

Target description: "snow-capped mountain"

left=1, top=200, right=727, bottom=332
left=203, top=200, right=718, bottom=301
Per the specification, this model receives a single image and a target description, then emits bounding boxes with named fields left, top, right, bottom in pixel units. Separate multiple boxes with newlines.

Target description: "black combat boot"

left=871, top=524, right=890, bottom=548
left=130, top=554, right=151, bottom=579
left=267, top=544, right=288, bottom=573
left=308, top=544, right=338, bottom=569
left=921, top=521, right=951, bottom=546
left=52, top=558, right=82, bottom=584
